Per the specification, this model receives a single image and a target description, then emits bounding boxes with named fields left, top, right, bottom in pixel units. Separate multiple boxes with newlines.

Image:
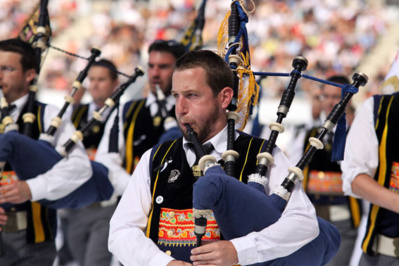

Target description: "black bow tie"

left=7, top=104, right=16, bottom=113
left=189, top=142, right=215, bottom=166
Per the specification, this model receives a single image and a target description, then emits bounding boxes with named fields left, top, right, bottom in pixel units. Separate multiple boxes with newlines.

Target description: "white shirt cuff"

left=230, top=236, right=258, bottom=265
left=26, top=176, right=47, bottom=201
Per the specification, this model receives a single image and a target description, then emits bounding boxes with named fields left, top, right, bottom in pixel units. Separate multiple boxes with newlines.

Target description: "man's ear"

left=219, top=87, right=234, bottom=109
left=24, top=69, right=36, bottom=84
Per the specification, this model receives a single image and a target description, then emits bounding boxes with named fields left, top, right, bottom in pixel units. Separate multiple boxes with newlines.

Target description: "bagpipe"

left=0, top=49, right=145, bottom=210
left=186, top=1, right=369, bottom=265
left=187, top=71, right=367, bottom=266
left=39, top=47, right=101, bottom=144
left=180, top=0, right=207, bottom=52
left=157, top=0, right=209, bottom=144
left=21, top=0, right=51, bottom=137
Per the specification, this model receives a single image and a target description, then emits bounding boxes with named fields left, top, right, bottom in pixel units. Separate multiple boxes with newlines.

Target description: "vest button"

left=156, top=196, right=164, bottom=204
left=169, top=211, right=175, bottom=218
left=165, top=250, right=172, bottom=256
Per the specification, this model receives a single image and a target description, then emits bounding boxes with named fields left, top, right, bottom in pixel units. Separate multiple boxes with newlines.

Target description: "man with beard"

left=108, top=50, right=318, bottom=266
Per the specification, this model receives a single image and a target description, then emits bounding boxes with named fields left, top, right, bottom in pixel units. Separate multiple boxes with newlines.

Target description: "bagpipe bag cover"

left=0, top=130, right=113, bottom=209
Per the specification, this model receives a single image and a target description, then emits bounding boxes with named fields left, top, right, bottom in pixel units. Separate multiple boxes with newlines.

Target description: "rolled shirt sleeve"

left=341, top=97, right=379, bottom=197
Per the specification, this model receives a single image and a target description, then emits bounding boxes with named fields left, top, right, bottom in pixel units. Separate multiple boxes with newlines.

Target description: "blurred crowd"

left=0, top=0, right=398, bottom=102
left=0, top=0, right=77, bottom=41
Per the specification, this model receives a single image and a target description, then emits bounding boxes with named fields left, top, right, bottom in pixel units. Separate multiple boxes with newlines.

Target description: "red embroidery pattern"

left=307, top=170, right=343, bottom=195
left=158, top=208, right=220, bottom=246
left=0, top=171, right=18, bottom=186
left=389, top=162, right=399, bottom=193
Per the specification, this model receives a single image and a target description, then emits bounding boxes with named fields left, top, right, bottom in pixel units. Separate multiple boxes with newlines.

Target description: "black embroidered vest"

left=71, top=103, right=113, bottom=150
left=362, top=93, right=399, bottom=255
left=122, top=99, right=173, bottom=174
left=146, top=132, right=267, bottom=262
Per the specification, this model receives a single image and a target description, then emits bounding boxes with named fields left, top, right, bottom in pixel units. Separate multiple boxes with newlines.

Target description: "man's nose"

left=175, top=97, right=187, bottom=115
left=150, top=67, right=160, bottom=77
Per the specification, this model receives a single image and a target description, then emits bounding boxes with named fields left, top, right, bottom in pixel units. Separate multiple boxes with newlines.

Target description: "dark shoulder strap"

left=235, top=132, right=268, bottom=182
left=122, top=99, right=146, bottom=123
left=149, top=143, right=163, bottom=174
left=36, top=102, right=47, bottom=133
left=372, top=94, right=384, bottom=126
left=71, top=104, right=89, bottom=129
left=149, top=137, right=181, bottom=177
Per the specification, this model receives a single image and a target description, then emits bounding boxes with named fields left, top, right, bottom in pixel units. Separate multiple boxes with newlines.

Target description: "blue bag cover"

left=0, top=131, right=113, bottom=209
left=193, top=165, right=340, bottom=265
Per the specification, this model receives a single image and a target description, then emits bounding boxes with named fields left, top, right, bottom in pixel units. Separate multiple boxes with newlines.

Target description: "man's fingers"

left=191, top=243, right=214, bottom=255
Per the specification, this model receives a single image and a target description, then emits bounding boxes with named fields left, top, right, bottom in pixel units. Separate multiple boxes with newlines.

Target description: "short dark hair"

left=92, top=59, right=118, bottom=81
left=148, top=40, right=186, bottom=60
left=0, top=38, right=37, bottom=72
left=327, top=75, right=350, bottom=85
left=174, top=50, right=233, bottom=96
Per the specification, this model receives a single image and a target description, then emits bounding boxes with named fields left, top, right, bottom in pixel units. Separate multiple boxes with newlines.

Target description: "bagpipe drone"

left=156, top=0, right=208, bottom=144
left=0, top=0, right=145, bottom=210
left=188, top=1, right=369, bottom=265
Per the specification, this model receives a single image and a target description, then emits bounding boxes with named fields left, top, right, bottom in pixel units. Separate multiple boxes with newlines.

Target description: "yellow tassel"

left=217, top=11, right=230, bottom=56
left=216, top=5, right=258, bottom=131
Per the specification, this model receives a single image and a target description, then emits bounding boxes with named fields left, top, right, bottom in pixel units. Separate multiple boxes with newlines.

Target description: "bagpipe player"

left=0, top=38, right=91, bottom=265
left=108, top=50, right=319, bottom=266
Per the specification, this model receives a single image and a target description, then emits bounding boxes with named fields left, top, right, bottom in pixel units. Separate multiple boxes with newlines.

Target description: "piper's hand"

left=0, top=207, right=7, bottom=229
left=190, top=240, right=238, bottom=266
left=0, top=181, right=32, bottom=204
left=167, top=260, right=192, bottom=266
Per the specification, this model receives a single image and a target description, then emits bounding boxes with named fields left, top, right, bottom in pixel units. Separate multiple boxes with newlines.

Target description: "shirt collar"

left=145, top=92, right=157, bottom=107
left=146, top=92, right=175, bottom=107
left=183, top=125, right=239, bottom=163
left=10, top=94, right=29, bottom=118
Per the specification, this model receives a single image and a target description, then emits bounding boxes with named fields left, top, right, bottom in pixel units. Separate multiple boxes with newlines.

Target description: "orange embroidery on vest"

left=158, top=208, right=220, bottom=247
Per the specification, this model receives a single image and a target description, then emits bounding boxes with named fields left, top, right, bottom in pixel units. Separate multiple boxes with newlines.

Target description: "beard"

left=179, top=103, right=220, bottom=144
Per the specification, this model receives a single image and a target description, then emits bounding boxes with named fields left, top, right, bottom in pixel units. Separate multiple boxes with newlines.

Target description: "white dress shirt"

left=341, top=97, right=379, bottom=197
left=9, top=94, right=92, bottom=201
left=108, top=126, right=319, bottom=266
left=95, top=93, right=175, bottom=196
